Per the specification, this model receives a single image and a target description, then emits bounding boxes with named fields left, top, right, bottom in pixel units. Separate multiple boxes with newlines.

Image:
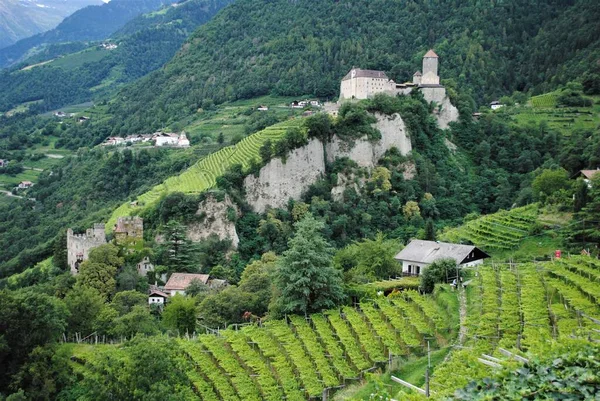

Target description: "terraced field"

left=422, top=256, right=600, bottom=399
left=440, top=204, right=538, bottom=250
left=70, top=292, right=453, bottom=400
left=107, top=120, right=301, bottom=228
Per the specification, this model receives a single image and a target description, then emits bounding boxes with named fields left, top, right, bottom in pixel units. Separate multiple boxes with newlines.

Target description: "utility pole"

left=425, top=367, right=430, bottom=397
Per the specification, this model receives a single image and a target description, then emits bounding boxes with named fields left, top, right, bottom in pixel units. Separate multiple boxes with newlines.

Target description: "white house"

left=394, top=240, right=490, bottom=276
left=177, top=132, right=190, bottom=147
left=17, top=181, right=33, bottom=189
left=137, top=256, right=154, bottom=276
left=490, top=101, right=504, bottom=110
left=154, top=132, right=179, bottom=146
left=103, top=137, right=125, bottom=146
left=148, top=288, right=169, bottom=305
left=164, top=273, right=210, bottom=296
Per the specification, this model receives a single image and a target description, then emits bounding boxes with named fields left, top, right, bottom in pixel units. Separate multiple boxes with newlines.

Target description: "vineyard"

left=530, top=92, right=558, bottom=108
left=68, top=291, right=455, bottom=400
left=107, top=120, right=302, bottom=228
left=417, top=255, right=600, bottom=399
left=440, top=204, right=538, bottom=250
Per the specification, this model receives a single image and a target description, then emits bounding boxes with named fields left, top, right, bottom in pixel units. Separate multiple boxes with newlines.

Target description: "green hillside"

left=107, top=119, right=301, bottom=228
left=55, top=255, right=600, bottom=400
left=104, top=0, right=600, bottom=133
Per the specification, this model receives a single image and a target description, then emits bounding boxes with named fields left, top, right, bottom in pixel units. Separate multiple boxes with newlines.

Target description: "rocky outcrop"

left=331, top=172, right=365, bottom=201
left=186, top=193, right=240, bottom=248
left=421, top=87, right=459, bottom=129
left=326, top=112, right=412, bottom=167
left=243, top=139, right=326, bottom=213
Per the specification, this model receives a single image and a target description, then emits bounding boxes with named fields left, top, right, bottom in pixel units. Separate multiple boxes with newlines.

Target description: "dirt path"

left=0, top=190, right=23, bottom=199
left=458, top=286, right=467, bottom=345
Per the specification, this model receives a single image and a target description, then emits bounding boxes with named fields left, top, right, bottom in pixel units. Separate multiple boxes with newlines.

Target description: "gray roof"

left=394, top=240, right=487, bottom=264
left=342, top=68, right=389, bottom=81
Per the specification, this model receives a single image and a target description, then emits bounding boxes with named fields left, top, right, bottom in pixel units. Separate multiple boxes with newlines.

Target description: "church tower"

left=421, top=49, right=440, bottom=85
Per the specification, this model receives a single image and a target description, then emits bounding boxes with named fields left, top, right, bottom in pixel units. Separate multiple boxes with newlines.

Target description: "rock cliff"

left=326, top=112, right=411, bottom=167
left=421, top=87, right=459, bottom=129
left=243, top=139, right=326, bottom=213
left=243, top=112, right=413, bottom=213
left=186, top=193, right=240, bottom=248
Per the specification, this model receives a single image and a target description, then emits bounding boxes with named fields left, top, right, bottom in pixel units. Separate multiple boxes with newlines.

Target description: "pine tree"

left=273, top=214, right=344, bottom=316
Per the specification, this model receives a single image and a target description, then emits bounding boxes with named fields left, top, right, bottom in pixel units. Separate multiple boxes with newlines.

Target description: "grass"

left=47, top=47, right=110, bottom=71
left=0, top=170, right=40, bottom=190
left=510, top=92, right=600, bottom=135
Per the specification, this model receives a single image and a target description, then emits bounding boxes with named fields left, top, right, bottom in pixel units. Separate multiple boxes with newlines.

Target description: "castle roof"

left=164, top=273, right=210, bottom=291
left=342, top=68, right=389, bottom=81
left=424, top=49, right=438, bottom=58
left=413, top=70, right=422, bottom=76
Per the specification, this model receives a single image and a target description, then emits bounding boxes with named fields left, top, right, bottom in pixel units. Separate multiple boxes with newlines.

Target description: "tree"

left=531, top=168, right=570, bottom=205
left=112, top=305, right=158, bottom=339
left=420, top=258, right=457, bottom=294
left=424, top=219, right=436, bottom=241
left=0, top=289, right=68, bottom=390
left=271, top=214, right=344, bottom=316
left=403, top=201, right=421, bottom=219
left=76, top=244, right=123, bottom=299
left=334, top=233, right=401, bottom=282
left=259, top=139, right=273, bottom=163
left=64, top=286, right=105, bottom=335
left=185, top=278, right=209, bottom=297
left=111, top=290, right=147, bottom=315
left=162, top=295, right=198, bottom=335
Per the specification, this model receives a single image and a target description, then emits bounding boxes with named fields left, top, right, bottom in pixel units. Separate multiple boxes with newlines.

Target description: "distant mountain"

left=0, top=0, right=234, bottom=113
left=0, top=0, right=177, bottom=67
left=0, top=0, right=102, bottom=49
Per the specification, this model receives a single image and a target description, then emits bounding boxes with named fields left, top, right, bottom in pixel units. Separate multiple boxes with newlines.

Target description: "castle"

left=114, top=216, right=144, bottom=245
left=67, top=224, right=107, bottom=274
left=339, top=49, right=443, bottom=101
left=338, top=49, right=458, bottom=129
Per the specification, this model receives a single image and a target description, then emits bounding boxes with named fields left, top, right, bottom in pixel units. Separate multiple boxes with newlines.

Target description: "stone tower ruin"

left=114, top=216, right=144, bottom=245
left=67, top=223, right=106, bottom=274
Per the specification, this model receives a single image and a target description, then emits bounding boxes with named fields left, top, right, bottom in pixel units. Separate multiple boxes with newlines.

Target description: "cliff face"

left=421, top=87, right=459, bottom=129
left=243, top=112, right=413, bottom=213
left=186, top=193, right=240, bottom=248
left=243, top=139, right=326, bottom=214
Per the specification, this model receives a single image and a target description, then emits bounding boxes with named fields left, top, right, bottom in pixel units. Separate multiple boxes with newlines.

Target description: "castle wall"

left=340, top=77, right=396, bottom=101
left=67, top=224, right=106, bottom=274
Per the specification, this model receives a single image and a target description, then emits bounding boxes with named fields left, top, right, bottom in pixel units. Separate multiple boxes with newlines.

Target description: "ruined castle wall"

left=67, top=225, right=106, bottom=274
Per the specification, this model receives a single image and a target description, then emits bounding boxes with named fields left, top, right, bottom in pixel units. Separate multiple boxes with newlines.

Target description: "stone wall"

left=186, top=193, right=240, bottom=248
left=421, top=87, right=459, bottom=129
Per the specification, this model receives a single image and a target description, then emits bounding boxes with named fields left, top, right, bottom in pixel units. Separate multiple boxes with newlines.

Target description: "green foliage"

left=271, top=214, right=344, bottom=316
left=76, top=244, right=123, bottom=299
left=334, top=233, right=401, bottom=282
left=0, top=289, right=67, bottom=390
left=64, top=286, right=104, bottom=335
left=420, top=258, right=457, bottom=294
left=162, top=295, right=198, bottom=335
left=531, top=168, right=571, bottom=205
left=452, top=343, right=600, bottom=400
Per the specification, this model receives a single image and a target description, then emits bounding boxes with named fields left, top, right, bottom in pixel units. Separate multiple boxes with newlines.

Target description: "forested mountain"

left=0, top=0, right=178, bottom=67
left=0, top=0, right=102, bottom=49
left=0, top=0, right=234, bottom=114
left=104, top=0, right=600, bottom=133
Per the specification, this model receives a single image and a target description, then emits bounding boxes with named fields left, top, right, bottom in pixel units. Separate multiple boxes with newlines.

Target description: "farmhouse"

left=17, top=181, right=33, bottom=189
left=153, top=132, right=190, bottom=147
left=490, top=101, right=504, bottom=110
left=394, top=240, right=489, bottom=276
left=148, top=287, right=169, bottom=305
left=164, top=273, right=210, bottom=296
left=103, top=137, right=125, bottom=146
left=577, top=169, right=600, bottom=187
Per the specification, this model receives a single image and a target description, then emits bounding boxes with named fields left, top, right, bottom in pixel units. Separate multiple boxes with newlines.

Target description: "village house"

left=577, top=169, right=600, bottom=187
left=54, top=111, right=67, bottom=118
left=490, top=100, right=504, bottom=110
left=103, top=137, right=125, bottom=146
left=137, top=256, right=154, bottom=276
left=164, top=273, right=210, bottom=296
left=257, top=105, right=269, bottom=111
left=78, top=116, right=90, bottom=123
left=148, top=287, right=169, bottom=305
left=153, top=132, right=190, bottom=147
left=394, top=240, right=490, bottom=276
left=17, top=181, right=33, bottom=189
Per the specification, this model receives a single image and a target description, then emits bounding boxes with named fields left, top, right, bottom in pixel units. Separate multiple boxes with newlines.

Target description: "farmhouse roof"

left=394, top=240, right=489, bottom=265
left=579, top=169, right=600, bottom=180
left=149, top=288, right=169, bottom=298
left=342, top=68, right=389, bottom=81
left=424, top=49, right=438, bottom=58
left=164, top=273, right=210, bottom=291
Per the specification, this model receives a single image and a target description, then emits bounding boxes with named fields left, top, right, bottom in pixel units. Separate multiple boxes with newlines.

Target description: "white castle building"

left=338, top=49, right=458, bottom=129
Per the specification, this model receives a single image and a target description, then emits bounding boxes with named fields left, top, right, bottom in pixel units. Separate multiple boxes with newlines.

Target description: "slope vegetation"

left=105, top=0, right=600, bottom=133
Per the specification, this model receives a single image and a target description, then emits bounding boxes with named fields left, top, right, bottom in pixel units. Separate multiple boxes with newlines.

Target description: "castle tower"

left=413, top=70, right=422, bottom=85
left=114, top=216, right=144, bottom=246
left=421, top=49, right=440, bottom=86
left=67, top=223, right=107, bottom=274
